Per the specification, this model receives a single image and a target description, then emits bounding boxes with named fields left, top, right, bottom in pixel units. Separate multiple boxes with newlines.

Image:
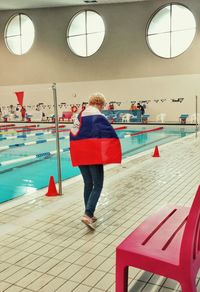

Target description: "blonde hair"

left=89, top=92, right=106, bottom=106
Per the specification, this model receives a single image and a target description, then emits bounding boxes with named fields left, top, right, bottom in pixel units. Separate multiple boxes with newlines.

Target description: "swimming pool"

left=0, top=125, right=196, bottom=203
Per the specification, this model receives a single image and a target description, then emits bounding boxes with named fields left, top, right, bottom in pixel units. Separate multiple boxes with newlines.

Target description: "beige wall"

left=0, top=74, right=199, bottom=121
left=0, top=0, right=200, bottom=120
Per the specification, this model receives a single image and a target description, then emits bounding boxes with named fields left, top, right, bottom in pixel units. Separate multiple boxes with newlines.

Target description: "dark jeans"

left=79, top=165, right=104, bottom=218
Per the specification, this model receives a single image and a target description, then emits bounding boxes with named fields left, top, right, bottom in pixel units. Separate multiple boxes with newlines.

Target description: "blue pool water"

left=0, top=125, right=195, bottom=203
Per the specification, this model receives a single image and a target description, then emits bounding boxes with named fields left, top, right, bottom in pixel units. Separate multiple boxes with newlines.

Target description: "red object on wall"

left=15, top=91, right=24, bottom=106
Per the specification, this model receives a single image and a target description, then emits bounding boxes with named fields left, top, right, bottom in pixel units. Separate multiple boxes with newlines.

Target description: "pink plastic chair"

left=116, top=185, right=200, bottom=292
left=59, top=111, right=73, bottom=121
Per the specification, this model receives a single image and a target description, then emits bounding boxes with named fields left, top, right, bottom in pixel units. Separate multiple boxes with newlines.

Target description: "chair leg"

left=180, top=278, right=196, bottom=292
left=116, top=262, right=128, bottom=292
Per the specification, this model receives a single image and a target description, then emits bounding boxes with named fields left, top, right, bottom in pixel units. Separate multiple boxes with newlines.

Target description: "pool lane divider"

left=0, top=128, right=70, bottom=140
left=0, top=125, right=125, bottom=144
left=0, top=134, right=170, bottom=168
left=0, top=125, right=125, bottom=136
left=124, top=127, right=164, bottom=138
left=0, top=125, right=37, bottom=131
left=0, top=135, right=69, bottom=151
left=0, top=147, right=70, bottom=167
left=51, top=129, right=69, bottom=134
left=0, top=123, right=15, bottom=127
left=0, top=131, right=17, bottom=135
left=16, top=125, right=65, bottom=133
left=114, top=126, right=127, bottom=130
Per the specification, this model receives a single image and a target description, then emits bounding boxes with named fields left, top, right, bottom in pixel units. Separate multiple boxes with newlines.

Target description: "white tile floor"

left=0, top=132, right=200, bottom=291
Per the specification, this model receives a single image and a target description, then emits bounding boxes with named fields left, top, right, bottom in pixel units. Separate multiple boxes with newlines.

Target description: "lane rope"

left=0, top=136, right=69, bottom=151
left=0, top=129, right=69, bottom=141
left=124, top=127, right=164, bottom=138
left=0, top=147, right=70, bottom=167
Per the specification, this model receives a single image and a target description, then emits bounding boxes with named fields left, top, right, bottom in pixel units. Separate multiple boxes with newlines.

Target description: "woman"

left=70, top=93, right=122, bottom=230
left=20, top=106, right=26, bottom=121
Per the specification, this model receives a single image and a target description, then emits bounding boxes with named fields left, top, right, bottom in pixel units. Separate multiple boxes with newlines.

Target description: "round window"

left=147, top=4, right=196, bottom=58
left=5, top=14, right=35, bottom=55
left=67, top=10, right=105, bottom=57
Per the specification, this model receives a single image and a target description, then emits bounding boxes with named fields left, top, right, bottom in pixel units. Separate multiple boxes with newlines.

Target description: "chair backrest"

left=63, top=111, right=73, bottom=119
left=190, top=113, right=200, bottom=124
left=180, top=185, right=200, bottom=267
left=179, top=114, right=189, bottom=119
left=156, top=113, right=166, bottom=121
left=156, top=114, right=161, bottom=121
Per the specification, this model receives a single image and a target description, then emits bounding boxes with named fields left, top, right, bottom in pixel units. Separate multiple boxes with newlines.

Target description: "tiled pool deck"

left=0, top=132, right=200, bottom=292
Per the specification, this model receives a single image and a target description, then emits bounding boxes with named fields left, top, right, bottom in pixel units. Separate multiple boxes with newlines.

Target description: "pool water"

left=0, top=125, right=196, bottom=203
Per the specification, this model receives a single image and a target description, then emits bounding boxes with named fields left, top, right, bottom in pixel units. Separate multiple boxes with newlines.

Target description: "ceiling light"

left=84, top=0, right=98, bottom=3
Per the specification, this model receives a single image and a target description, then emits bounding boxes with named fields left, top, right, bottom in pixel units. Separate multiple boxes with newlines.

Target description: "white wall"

left=0, top=74, right=199, bottom=121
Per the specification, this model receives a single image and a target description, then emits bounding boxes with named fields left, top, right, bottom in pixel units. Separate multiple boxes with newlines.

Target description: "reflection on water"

left=180, top=128, right=186, bottom=138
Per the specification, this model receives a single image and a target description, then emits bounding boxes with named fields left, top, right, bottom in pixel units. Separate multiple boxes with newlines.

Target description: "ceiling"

left=0, top=0, right=147, bottom=10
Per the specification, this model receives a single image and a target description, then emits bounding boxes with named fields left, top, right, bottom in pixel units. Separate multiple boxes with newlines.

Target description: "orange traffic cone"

left=152, top=146, right=160, bottom=157
left=45, top=176, right=61, bottom=196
